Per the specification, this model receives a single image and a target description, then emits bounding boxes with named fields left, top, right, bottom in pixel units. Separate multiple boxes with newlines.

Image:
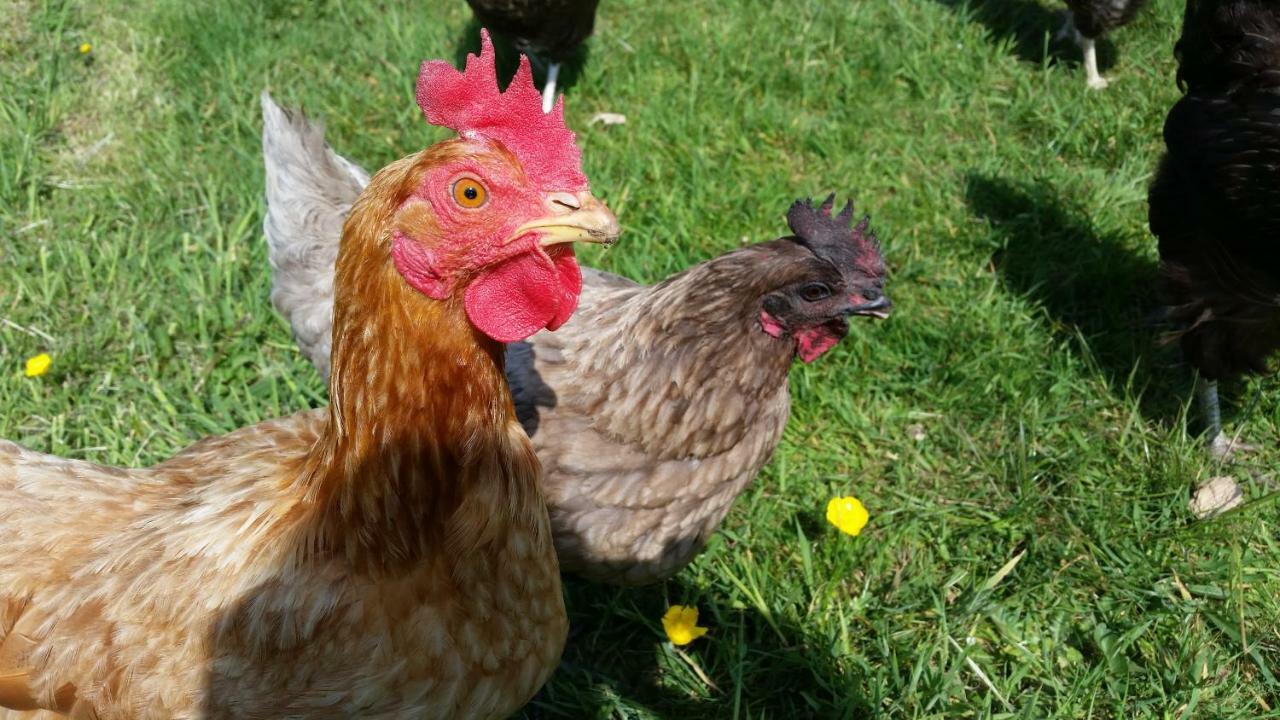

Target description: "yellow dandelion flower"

left=662, top=605, right=708, bottom=646
left=79, top=43, right=92, bottom=54
left=25, top=353, right=52, bottom=378
left=826, top=496, right=869, bottom=536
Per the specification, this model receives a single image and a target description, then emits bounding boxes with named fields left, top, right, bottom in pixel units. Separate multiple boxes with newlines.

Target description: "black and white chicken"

left=466, top=0, right=601, bottom=112
left=1148, top=0, right=1280, bottom=457
left=1059, top=0, right=1149, bottom=89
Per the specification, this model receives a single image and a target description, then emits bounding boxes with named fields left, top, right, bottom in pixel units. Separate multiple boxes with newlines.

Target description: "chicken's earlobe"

left=759, top=310, right=785, bottom=338
left=391, top=231, right=451, bottom=300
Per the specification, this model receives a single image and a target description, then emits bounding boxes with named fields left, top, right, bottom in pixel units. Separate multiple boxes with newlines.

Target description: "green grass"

left=2, top=0, right=1279, bottom=716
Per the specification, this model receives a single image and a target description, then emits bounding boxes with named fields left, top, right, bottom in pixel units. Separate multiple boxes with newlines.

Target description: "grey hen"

left=262, top=96, right=891, bottom=584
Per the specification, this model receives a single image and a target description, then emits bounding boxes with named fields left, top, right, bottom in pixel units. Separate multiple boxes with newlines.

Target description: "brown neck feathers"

left=291, top=154, right=537, bottom=573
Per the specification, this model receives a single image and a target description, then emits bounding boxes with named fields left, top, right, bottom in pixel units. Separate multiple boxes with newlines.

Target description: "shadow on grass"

left=453, top=19, right=592, bottom=100
left=963, top=173, right=1186, bottom=424
left=930, top=0, right=1118, bottom=71
left=529, top=574, right=874, bottom=718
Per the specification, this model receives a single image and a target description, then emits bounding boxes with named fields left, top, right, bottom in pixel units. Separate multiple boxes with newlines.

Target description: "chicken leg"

left=542, top=61, right=560, bottom=113
left=1199, top=377, right=1256, bottom=460
left=1081, top=37, right=1109, bottom=90
left=1056, top=10, right=1109, bottom=90
left=1200, top=376, right=1225, bottom=447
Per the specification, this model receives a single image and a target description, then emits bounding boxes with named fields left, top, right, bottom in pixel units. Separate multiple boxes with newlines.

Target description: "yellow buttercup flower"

left=662, top=605, right=708, bottom=646
left=826, top=496, right=869, bottom=536
left=25, top=353, right=52, bottom=378
left=79, top=43, right=92, bottom=54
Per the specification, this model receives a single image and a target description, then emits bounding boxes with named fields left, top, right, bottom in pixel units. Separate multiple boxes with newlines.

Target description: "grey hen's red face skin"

left=759, top=195, right=891, bottom=363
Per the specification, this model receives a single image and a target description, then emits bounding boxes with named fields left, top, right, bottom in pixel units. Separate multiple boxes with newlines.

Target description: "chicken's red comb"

left=416, top=30, right=587, bottom=190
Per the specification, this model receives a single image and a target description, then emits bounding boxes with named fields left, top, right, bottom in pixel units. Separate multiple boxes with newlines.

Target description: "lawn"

left=2, top=0, right=1279, bottom=717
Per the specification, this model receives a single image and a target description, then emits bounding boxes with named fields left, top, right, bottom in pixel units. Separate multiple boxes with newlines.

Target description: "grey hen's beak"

left=849, top=294, right=892, bottom=320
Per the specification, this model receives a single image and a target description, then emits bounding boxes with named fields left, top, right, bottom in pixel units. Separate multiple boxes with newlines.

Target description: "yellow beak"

left=507, top=191, right=621, bottom=247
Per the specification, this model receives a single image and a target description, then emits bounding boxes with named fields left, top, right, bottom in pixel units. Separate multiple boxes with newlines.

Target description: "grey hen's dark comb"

left=786, top=194, right=882, bottom=272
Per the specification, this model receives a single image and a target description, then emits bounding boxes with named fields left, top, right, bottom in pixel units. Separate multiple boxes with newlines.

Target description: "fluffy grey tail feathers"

left=260, top=92, right=370, bottom=381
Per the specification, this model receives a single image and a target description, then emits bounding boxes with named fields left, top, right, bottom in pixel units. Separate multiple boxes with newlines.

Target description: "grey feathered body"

left=514, top=257, right=797, bottom=584
left=262, top=95, right=797, bottom=585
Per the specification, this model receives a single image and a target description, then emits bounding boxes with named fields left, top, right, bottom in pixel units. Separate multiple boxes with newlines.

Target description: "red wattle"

left=794, top=326, right=842, bottom=363
left=464, top=249, right=582, bottom=343
left=545, top=250, right=582, bottom=331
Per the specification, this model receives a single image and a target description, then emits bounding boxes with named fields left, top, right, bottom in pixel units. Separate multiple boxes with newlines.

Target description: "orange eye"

left=452, top=178, right=488, bottom=208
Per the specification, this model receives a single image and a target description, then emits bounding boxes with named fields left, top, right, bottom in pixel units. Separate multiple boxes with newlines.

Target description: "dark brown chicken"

left=262, top=97, right=890, bottom=584
left=521, top=199, right=888, bottom=584
left=466, top=0, right=601, bottom=111
left=1148, top=0, right=1280, bottom=456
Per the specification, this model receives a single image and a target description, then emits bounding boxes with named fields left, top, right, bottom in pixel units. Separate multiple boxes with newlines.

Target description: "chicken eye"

left=452, top=178, right=488, bottom=209
left=799, top=282, right=832, bottom=302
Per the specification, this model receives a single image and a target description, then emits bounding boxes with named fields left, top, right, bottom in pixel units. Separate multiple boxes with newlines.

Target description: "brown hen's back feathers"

left=0, top=146, right=565, bottom=718
left=263, top=99, right=874, bottom=585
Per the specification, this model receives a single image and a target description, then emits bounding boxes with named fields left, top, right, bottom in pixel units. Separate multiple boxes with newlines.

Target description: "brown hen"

left=0, top=33, right=617, bottom=718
